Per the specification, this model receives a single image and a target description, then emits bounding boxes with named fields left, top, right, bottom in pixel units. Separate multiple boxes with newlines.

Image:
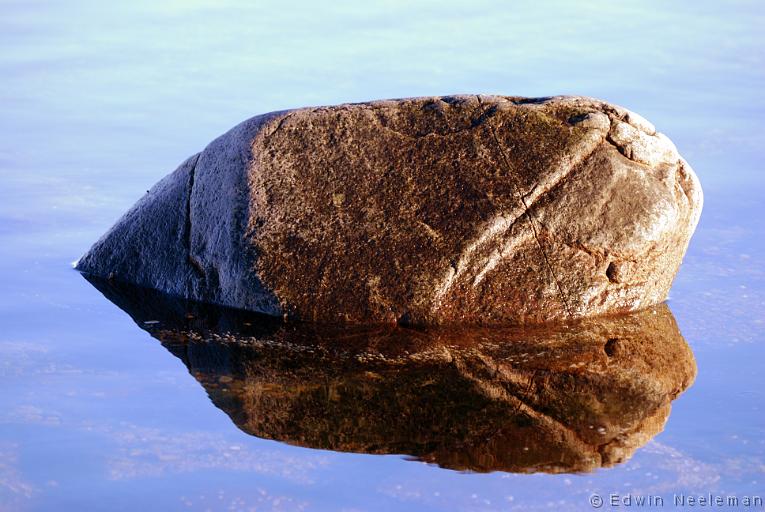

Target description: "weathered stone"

left=86, top=277, right=696, bottom=473
left=77, top=95, right=703, bottom=324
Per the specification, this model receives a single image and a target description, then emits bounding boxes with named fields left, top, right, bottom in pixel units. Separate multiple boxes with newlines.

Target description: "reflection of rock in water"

left=86, top=276, right=696, bottom=474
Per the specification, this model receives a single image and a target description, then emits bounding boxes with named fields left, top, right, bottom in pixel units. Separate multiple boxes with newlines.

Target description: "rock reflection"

left=86, top=276, right=696, bottom=474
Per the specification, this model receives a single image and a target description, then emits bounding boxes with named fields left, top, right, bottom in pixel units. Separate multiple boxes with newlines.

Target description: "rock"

left=76, top=95, right=703, bottom=324
left=85, top=277, right=697, bottom=473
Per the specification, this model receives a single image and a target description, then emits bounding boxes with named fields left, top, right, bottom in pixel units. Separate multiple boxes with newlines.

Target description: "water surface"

left=1, top=1, right=764, bottom=510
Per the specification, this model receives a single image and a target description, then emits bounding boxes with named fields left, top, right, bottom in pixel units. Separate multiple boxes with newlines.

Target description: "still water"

left=1, top=1, right=764, bottom=510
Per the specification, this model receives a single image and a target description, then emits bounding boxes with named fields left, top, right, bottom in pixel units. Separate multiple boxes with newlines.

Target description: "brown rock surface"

left=76, top=95, right=703, bottom=324
left=86, top=277, right=696, bottom=473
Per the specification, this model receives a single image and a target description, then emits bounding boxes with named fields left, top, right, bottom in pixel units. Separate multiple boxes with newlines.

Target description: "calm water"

left=1, top=1, right=764, bottom=510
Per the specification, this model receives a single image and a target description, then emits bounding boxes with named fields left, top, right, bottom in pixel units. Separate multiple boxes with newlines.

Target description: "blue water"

left=1, top=1, right=764, bottom=510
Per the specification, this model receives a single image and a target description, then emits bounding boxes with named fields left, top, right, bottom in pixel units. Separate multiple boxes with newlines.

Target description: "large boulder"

left=77, top=95, right=702, bottom=324
left=86, top=277, right=697, bottom=473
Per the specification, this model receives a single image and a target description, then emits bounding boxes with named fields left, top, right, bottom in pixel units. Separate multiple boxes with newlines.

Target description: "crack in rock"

left=478, top=96, right=574, bottom=317
left=184, top=153, right=205, bottom=281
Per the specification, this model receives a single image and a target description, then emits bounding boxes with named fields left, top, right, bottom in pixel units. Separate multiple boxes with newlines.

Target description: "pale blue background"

left=1, top=1, right=764, bottom=510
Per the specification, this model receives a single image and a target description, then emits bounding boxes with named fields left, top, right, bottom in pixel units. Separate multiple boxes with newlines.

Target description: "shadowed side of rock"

left=77, top=95, right=703, bottom=324
left=76, top=113, right=286, bottom=315
left=86, top=276, right=697, bottom=474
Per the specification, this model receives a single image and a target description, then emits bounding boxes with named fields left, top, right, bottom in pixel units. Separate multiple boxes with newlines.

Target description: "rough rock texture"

left=86, top=277, right=696, bottom=473
left=77, top=95, right=703, bottom=324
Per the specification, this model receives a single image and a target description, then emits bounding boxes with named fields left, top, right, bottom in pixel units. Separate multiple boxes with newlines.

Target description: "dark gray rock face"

left=77, top=95, right=702, bottom=324
left=77, top=113, right=284, bottom=315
